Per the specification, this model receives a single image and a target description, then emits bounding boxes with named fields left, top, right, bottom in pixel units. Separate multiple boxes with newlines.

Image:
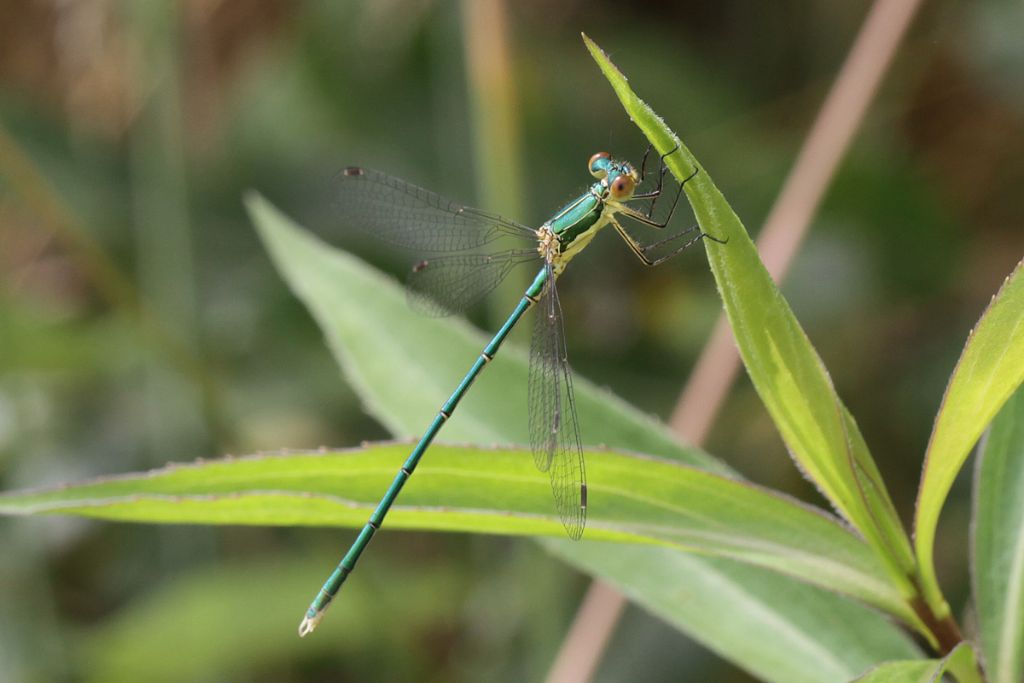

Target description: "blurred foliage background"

left=0, top=1, right=1021, bottom=681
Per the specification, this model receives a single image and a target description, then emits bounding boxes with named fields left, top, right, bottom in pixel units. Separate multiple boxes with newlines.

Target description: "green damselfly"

left=300, top=147, right=723, bottom=636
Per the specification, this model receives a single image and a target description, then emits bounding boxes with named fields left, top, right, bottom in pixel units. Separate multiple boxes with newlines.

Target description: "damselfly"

left=300, top=147, right=723, bottom=636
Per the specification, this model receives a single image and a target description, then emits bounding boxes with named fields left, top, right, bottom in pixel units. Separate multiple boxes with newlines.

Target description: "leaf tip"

left=242, top=189, right=264, bottom=211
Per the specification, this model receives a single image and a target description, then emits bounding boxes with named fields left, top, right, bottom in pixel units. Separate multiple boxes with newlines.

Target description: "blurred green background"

left=0, top=1, right=1021, bottom=681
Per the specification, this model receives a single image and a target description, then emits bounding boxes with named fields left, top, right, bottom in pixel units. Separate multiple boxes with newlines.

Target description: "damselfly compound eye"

left=588, top=152, right=610, bottom=178
left=609, top=174, right=635, bottom=200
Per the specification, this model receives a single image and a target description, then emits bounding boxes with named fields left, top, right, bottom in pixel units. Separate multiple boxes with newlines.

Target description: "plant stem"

left=909, top=594, right=963, bottom=656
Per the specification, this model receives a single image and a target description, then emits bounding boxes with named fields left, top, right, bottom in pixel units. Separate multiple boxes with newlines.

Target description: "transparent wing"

left=527, top=262, right=587, bottom=540
left=334, top=166, right=535, bottom=253
left=335, top=166, right=540, bottom=315
left=406, top=250, right=539, bottom=317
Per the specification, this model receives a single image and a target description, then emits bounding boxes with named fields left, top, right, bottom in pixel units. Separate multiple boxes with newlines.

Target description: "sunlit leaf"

left=0, top=442, right=911, bottom=620
left=242, top=192, right=921, bottom=678
left=916, top=260, right=1024, bottom=617
left=583, top=33, right=917, bottom=599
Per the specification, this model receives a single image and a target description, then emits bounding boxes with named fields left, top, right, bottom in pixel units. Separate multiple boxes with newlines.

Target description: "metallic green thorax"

left=548, top=192, right=602, bottom=245
left=541, top=157, right=639, bottom=273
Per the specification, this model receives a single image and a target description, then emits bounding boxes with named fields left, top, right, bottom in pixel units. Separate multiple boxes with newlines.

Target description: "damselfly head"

left=589, top=152, right=638, bottom=201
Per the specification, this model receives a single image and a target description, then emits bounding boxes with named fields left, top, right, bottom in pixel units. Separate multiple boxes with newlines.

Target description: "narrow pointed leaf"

left=583, top=34, right=917, bottom=596
left=241, top=193, right=921, bottom=677
left=914, top=260, right=1024, bottom=616
left=973, top=384, right=1024, bottom=683
left=0, top=442, right=910, bottom=620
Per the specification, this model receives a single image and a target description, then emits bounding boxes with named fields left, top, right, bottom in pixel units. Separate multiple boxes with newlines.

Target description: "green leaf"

left=582, top=33, right=917, bottom=596
left=850, top=643, right=978, bottom=683
left=247, top=202, right=725, bottom=474
left=973, top=383, right=1024, bottom=683
left=0, top=442, right=911, bottom=621
left=241, top=193, right=921, bottom=678
left=916, top=260, right=1024, bottom=616
left=549, top=541, right=920, bottom=683
left=852, top=662, right=941, bottom=683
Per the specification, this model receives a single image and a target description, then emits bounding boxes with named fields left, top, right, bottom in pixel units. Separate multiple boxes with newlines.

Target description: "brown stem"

left=909, top=595, right=963, bottom=656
